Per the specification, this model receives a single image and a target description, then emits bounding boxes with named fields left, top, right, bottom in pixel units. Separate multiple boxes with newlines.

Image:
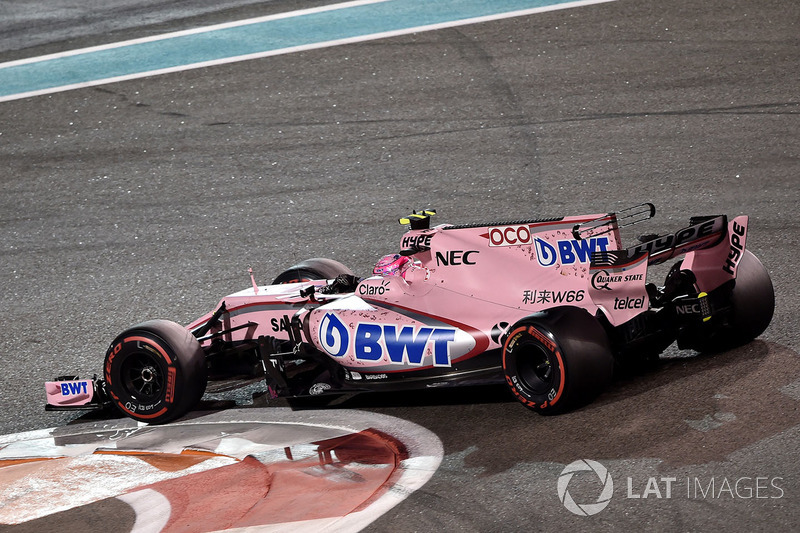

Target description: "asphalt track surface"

left=1, top=0, right=798, bottom=531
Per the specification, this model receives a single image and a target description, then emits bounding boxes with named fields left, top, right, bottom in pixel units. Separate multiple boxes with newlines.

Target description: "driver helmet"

left=373, top=254, right=412, bottom=277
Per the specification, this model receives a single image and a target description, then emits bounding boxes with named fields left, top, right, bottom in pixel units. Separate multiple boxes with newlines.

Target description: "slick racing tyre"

left=104, top=319, right=207, bottom=424
left=503, top=307, right=614, bottom=415
left=272, top=258, right=354, bottom=284
left=691, top=250, right=775, bottom=352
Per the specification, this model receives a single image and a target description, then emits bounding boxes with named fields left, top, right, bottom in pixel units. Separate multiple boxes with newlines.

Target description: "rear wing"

left=628, top=215, right=728, bottom=265
left=620, top=212, right=748, bottom=293
left=582, top=208, right=750, bottom=325
left=574, top=205, right=730, bottom=267
left=681, top=215, right=749, bottom=292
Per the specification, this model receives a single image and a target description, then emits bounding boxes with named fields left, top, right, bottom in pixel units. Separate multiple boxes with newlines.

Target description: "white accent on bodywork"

left=318, top=295, right=376, bottom=311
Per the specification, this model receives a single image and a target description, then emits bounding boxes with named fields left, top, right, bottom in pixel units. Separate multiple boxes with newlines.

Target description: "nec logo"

left=435, top=250, right=478, bottom=266
left=535, top=237, right=611, bottom=267
left=318, top=313, right=456, bottom=366
left=676, top=303, right=703, bottom=315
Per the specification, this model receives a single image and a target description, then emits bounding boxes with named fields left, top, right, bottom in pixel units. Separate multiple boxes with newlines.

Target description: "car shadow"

left=289, top=340, right=800, bottom=472
left=66, top=339, right=799, bottom=474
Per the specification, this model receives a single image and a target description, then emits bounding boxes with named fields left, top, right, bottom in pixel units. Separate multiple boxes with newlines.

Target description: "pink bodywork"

left=185, top=213, right=750, bottom=374
left=45, top=380, right=94, bottom=407
left=682, top=215, right=749, bottom=292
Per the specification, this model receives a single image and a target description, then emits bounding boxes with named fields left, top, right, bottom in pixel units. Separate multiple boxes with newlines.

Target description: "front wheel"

left=503, top=307, right=614, bottom=415
left=272, top=258, right=354, bottom=284
left=104, top=319, right=207, bottom=424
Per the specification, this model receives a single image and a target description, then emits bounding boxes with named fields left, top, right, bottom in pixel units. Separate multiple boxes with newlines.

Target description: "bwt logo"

left=60, top=382, right=89, bottom=396
left=318, top=312, right=456, bottom=366
left=319, top=313, right=350, bottom=357
left=557, top=459, right=614, bottom=516
left=535, top=237, right=610, bottom=267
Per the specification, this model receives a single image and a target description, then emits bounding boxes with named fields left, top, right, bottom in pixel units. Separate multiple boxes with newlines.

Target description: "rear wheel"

left=272, top=258, right=354, bottom=284
left=690, top=250, right=774, bottom=352
left=503, top=307, right=614, bottom=414
left=104, top=319, right=207, bottom=424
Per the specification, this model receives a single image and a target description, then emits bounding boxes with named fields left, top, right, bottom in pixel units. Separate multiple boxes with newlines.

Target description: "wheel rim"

left=515, top=341, right=556, bottom=395
left=120, top=351, right=165, bottom=402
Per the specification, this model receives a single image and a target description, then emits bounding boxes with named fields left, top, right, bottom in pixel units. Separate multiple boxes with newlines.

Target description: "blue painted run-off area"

left=0, top=0, right=605, bottom=100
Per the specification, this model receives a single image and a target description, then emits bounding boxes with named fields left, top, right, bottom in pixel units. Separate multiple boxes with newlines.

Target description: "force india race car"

left=45, top=204, right=774, bottom=424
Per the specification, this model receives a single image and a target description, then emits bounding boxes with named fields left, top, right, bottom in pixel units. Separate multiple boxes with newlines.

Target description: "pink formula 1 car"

left=45, top=205, right=774, bottom=423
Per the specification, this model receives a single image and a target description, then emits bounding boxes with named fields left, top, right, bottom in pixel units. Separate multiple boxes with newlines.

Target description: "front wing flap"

left=44, top=376, right=110, bottom=412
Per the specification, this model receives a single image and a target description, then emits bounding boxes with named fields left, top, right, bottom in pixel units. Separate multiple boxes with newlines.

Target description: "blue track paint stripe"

left=0, top=0, right=615, bottom=103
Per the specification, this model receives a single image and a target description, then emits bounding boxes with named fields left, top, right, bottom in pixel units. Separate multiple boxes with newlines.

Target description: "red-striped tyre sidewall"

left=503, top=307, right=613, bottom=415
left=104, top=319, right=207, bottom=424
